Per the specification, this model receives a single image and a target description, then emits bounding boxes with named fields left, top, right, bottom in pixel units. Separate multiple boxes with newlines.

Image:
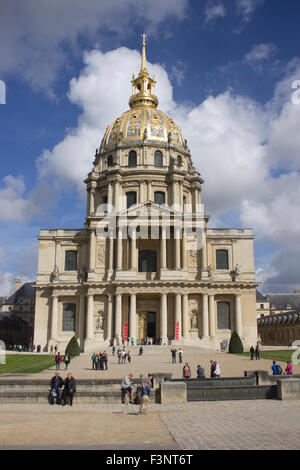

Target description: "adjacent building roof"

left=5, top=283, right=35, bottom=306
left=256, top=290, right=268, bottom=302
left=266, top=294, right=300, bottom=310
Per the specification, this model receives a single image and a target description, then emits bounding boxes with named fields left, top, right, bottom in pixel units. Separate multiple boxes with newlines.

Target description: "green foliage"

left=229, top=330, right=244, bottom=354
left=65, top=336, right=80, bottom=357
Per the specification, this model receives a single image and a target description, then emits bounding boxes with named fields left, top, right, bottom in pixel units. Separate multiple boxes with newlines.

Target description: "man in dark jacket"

left=63, top=373, right=76, bottom=406
left=50, top=372, right=64, bottom=405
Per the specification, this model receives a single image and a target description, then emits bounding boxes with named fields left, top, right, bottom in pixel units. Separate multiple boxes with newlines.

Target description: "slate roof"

left=5, top=283, right=35, bottom=306
left=256, top=290, right=268, bottom=302
left=266, top=294, right=300, bottom=310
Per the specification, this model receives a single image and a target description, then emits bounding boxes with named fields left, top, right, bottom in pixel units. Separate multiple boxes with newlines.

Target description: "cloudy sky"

left=0, top=0, right=300, bottom=296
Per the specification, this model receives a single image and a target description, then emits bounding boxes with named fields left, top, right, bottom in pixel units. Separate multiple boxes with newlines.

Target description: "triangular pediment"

left=118, top=200, right=183, bottom=218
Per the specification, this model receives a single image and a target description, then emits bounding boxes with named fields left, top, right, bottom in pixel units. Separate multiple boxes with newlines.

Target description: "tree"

left=65, top=336, right=80, bottom=357
left=229, top=330, right=244, bottom=354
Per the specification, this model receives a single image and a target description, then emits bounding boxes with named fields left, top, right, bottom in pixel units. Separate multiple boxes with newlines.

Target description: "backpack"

left=277, top=365, right=283, bottom=375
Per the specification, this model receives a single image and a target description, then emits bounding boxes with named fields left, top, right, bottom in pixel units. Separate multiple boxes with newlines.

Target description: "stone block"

left=277, top=378, right=300, bottom=400
left=160, top=381, right=187, bottom=404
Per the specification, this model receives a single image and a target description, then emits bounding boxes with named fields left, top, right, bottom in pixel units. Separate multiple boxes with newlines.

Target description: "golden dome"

left=101, top=34, right=186, bottom=150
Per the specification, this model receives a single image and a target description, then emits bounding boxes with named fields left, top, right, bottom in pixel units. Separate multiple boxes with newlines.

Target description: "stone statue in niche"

left=50, top=265, right=59, bottom=282
left=208, top=264, right=213, bottom=277
left=78, top=265, right=88, bottom=283
left=191, top=312, right=198, bottom=330
left=230, top=264, right=241, bottom=281
left=96, top=312, right=104, bottom=330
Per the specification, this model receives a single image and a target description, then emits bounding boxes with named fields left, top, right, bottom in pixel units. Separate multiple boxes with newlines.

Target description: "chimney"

left=13, top=279, right=21, bottom=292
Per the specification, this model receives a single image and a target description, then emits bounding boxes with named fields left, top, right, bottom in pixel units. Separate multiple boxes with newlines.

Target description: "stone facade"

left=34, top=40, right=258, bottom=352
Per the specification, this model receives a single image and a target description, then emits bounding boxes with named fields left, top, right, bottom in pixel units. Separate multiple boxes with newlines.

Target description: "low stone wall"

left=160, top=381, right=187, bottom=404
left=277, top=378, right=300, bottom=400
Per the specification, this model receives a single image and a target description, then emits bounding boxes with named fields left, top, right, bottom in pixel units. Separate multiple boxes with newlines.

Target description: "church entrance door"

left=138, top=312, right=156, bottom=340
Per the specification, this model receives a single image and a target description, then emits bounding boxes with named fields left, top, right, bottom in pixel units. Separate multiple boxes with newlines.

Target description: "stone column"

left=114, top=180, right=120, bottom=213
left=116, top=227, right=123, bottom=270
left=115, top=293, right=122, bottom=343
left=147, top=181, right=152, bottom=201
left=89, top=188, right=95, bottom=214
left=160, top=293, right=168, bottom=341
left=235, top=294, right=243, bottom=339
left=86, top=294, right=94, bottom=340
left=108, top=236, right=114, bottom=272
left=50, top=294, right=58, bottom=340
left=130, top=229, right=136, bottom=271
left=202, top=293, right=209, bottom=338
left=174, top=227, right=181, bottom=270
left=106, top=294, right=113, bottom=340
left=182, top=294, right=189, bottom=339
left=209, top=294, right=216, bottom=338
left=89, top=229, right=95, bottom=275
left=129, top=293, right=136, bottom=342
left=107, top=181, right=113, bottom=206
left=201, top=229, right=207, bottom=272
left=182, top=229, right=187, bottom=270
left=174, top=293, right=182, bottom=340
left=79, top=294, right=85, bottom=342
left=160, top=227, right=167, bottom=270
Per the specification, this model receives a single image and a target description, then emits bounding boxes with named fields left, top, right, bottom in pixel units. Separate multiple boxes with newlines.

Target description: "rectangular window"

left=65, top=250, right=77, bottom=271
left=217, top=302, right=230, bottom=330
left=62, top=303, right=76, bottom=332
left=216, top=249, right=229, bottom=270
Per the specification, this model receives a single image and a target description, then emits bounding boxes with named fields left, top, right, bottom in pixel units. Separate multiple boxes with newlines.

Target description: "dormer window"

left=154, top=150, right=163, bottom=167
left=107, top=155, right=114, bottom=167
left=128, top=150, right=137, bottom=167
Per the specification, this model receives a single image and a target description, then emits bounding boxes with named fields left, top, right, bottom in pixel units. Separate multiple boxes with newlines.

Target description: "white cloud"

left=204, top=2, right=226, bottom=23
left=244, top=43, right=277, bottom=67
left=236, top=0, right=264, bottom=22
left=0, top=0, right=188, bottom=91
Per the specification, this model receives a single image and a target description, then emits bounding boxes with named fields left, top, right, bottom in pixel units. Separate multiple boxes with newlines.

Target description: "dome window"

left=128, top=150, right=137, bottom=167
left=154, top=150, right=163, bottom=167
left=177, top=155, right=183, bottom=167
left=154, top=191, right=165, bottom=205
left=107, top=155, right=114, bottom=167
left=126, top=191, right=137, bottom=209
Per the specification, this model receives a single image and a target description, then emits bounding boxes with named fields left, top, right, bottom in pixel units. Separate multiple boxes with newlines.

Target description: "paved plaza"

left=1, top=345, right=300, bottom=450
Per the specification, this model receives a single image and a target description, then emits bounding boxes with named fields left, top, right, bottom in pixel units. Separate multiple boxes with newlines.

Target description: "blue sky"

left=1, top=0, right=300, bottom=295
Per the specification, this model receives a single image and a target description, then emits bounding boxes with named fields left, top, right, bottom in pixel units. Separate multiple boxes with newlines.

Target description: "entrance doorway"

left=138, top=312, right=156, bottom=340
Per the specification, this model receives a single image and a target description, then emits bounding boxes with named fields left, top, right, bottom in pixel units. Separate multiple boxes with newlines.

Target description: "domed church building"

left=34, top=37, right=258, bottom=352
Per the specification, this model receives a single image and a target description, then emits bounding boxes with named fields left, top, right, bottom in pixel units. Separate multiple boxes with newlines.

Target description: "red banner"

left=123, top=322, right=128, bottom=342
left=175, top=321, right=180, bottom=341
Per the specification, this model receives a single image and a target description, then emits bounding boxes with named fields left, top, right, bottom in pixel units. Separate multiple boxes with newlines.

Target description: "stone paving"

left=1, top=345, right=300, bottom=450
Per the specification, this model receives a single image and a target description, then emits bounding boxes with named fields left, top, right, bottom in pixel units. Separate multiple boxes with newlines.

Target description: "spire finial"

left=141, top=32, right=147, bottom=72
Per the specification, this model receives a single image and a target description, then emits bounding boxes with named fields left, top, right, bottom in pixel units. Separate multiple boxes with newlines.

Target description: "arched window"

left=62, top=303, right=76, bottom=331
left=217, top=302, right=230, bottom=330
left=138, top=250, right=157, bottom=272
left=65, top=250, right=77, bottom=271
left=216, top=249, right=229, bottom=270
left=177, top=155, right=183, bottom=167
left=154, top=191, right=165, bottom=205
left=126, top=191, right=137, bottom=209
left=107, top=155, right=114, bottom=167
left=128, top=150, right=137, bottom=167
left=154, top=150, right=163, bottom=167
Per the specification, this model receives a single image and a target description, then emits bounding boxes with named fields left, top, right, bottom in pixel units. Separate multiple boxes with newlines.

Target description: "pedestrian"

left=127, top=350, right=131, bottom=363
left=210, top=360, right=215, bottom=378
left=196, top=364, right=205, bottom=379
left=214, top=361, right=221, bottom=377
left=285, top=361, right=293, bottom=375
left=271, top=360, right=282, bottom=375
left=50, top=372, right=64, bottom=405
left=112, top=345, right=115, bottom=356
left=142, top=373, right=153, bottom=399
left=121, top=349, right=126, bottom=364
left=62, top=373, right=76, bottom=406
left=91, top=352, right=96, bottom=370
left=50, top=345, right=54, bottom=355
left=171, top=348, right=177, bottom=364
left=54, top=345, right=58, bottom=354
left=121, top=373, right=134, bottom=405
left=103, top=350, right=108, bottom=370
left=255, top=343, right=260, bottom=360
left=183, top=362, right=191, bottom=380
left=178, top=348, right=183, bottom=364
left=250, top=346, right=255, bottom=360
left=139, top=346, right=143, bottom=356
left=55, top=352, right=62, bottom=370
left=64, top=353, right=70, bottom=370
left=118, top=349, right=122, bottom=364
